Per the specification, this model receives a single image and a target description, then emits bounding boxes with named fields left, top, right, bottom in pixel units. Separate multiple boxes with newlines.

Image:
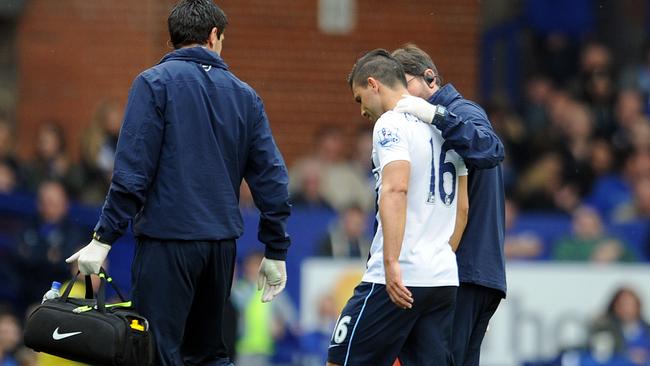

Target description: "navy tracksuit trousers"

left=131, top=238, right=236, bottom=366
left=451, top=283, right=502, bottom=366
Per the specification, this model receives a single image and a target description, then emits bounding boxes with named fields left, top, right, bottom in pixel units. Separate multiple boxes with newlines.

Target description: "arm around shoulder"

left=437, top=103, right=505, bottom=169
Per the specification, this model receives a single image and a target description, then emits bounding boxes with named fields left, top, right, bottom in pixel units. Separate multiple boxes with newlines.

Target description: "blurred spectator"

left=289, top=125, right=373, bottom=212
left=23, top=122, right=84, bottom=198
left=620, top=40, right=650, bottom=115
left=585, top=149, right=649, bottom=220
left=503, top=198, right=543, bottom=260
left=231, top=252, right=298, bottom=366
left=79, top=99, right=122, bottom=204
left=13, top=181, right=84, bottom=312
left=488, top=99, right=528, bottom=172
left=350, top=127, right=374, bottom=182
left=521, top=75, right=554, bottom=138
left=13, top=348, right=37, bottom=366
left=577, top=42, right=617, bottom=136
left=553, top=206, right=636, bottom=263
left=524, top=0, right=593, bottom=85
left=558, top=102, right=595, bottom=197
left=0, top=163, right=16, bottom=195
left=290, top=159, right=334, bottom=212
left=0, top=313, right=19, bottom=366
left=590, top=287, right=650, bottom=366
left=318, top=205, right=371, bottom=258
left=612, top=176, right=650, bottom=223
left=590, top=139, right=616, bottom=179
left=516, top=152, right=579, bottom=213
left=301, top=294, right=339, bottom=366
left=239, top=180, right=255, bottom=211
left=628, top=119, right=650, bottom=152
left=612, top=89, right=646, bottom=154
left=0, top=118, right=18, bottom=172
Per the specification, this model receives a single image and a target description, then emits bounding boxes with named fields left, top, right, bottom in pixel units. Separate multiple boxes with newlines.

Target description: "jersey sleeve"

left=373, top=112, right=410, bottom=170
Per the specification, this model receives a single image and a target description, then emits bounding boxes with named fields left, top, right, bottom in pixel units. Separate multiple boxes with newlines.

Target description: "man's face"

left=405, top=73, right=430, bottom=99
left=352, top=79, right=383, bottom=122
left=38, top=182, right=68, bottom=223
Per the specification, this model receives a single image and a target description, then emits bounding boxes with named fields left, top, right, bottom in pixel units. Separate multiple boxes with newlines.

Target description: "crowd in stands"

left=1, top=28, right=650, bottom=366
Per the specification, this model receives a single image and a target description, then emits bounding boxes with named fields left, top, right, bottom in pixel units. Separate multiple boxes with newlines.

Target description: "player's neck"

left=382, top=86, right=408, bottom=111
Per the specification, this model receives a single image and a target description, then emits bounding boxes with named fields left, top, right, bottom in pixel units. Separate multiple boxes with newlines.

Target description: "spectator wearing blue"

left=14, top=180, right=83, bottom=312
left=65, top=1, right=292, bottom=365
left=392, top=44, right=506, bottom=366
left=0, top=312, right=19, bottom=366
left=590, top=287, right=650, bottom=366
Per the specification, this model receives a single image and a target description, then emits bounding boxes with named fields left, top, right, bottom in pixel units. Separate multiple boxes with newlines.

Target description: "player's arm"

left=244, top=94, right=291, bottom=260
left=68, top=73, right=165, bottom=274
left=245, top=94, right=291, bottom=303
left=449, top=175, right=469, bottom=251
left=380, top=160, right=414, bottom=309
left=394, top=96, right=504, bottom=169
left=93, top=73, right=165, bottom=244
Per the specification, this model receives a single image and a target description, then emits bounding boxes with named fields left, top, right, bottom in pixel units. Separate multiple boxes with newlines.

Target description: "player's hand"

left=65, top=239, right=111, bottom=275
left=394, top=95, right=437, bottom=124
left=384, top=261, right=413, bottom=309
left=257, top=258, right=287, bottom=303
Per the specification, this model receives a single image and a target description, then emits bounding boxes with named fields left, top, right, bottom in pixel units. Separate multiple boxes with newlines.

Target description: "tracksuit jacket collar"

left=428, top=84, right=462, bottom=106
left=158, top=46, right=229, bottom=70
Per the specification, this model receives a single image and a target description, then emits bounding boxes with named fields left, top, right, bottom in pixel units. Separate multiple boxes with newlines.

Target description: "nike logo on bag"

left=52, top=327, right=82, bottom=340
left=328, top=344, right=341, bottom=349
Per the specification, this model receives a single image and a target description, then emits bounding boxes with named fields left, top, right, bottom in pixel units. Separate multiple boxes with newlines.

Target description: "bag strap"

left=99, top=268, right=127, bottom=302
left=96, top=273, right=107, bottom=313
left=60, top=271, right=84, bottom=301
left=59, top=268, right=127, bottom=306
left=84, top=275, right=93, bottom=299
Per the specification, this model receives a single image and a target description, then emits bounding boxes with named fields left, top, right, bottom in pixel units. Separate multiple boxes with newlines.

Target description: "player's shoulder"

left=373, top=111, right=405, bottom=147
left=375, top=110, right=415, bottom=126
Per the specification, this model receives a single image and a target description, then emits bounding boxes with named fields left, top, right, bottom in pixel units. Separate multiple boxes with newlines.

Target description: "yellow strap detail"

left=106, top=301, right=132, bottom=308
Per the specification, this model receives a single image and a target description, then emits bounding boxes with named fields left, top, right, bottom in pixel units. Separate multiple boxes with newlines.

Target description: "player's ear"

left=367, top=77, right=379, bottom=90
left=424, top=69, right=436, bottom=88
left=208, top=27, right=219, bottom=45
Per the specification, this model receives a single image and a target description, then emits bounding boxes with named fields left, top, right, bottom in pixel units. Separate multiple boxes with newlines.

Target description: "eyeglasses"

left=406, top=76, right=417, bottom=84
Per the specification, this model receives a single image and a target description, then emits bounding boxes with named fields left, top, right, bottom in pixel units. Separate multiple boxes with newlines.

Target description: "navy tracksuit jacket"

left=93, top=46, right=291, bottom=260
left=429, top=84, right=507, bottom=296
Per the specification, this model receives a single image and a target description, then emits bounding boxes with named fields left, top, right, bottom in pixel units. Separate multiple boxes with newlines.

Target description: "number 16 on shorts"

left=331, top=315, right=352, bottom=347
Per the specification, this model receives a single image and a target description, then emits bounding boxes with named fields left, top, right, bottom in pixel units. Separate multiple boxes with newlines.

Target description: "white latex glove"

left=65, top=239, right=111, bottom=275
left=393, top=94, right=437, bottom=124
left=257, top=258, right=287, bottom=303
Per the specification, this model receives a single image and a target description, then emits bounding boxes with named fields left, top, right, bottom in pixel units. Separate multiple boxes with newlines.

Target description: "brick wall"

left=16, top=0, right=479, bottom=165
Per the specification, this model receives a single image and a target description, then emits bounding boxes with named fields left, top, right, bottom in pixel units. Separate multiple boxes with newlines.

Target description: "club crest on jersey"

left=377, top=127, right=399, bottom=147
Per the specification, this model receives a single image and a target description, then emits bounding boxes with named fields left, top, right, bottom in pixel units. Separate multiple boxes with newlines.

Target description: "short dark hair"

left=347, top=49, right=407, bottom=89
left=168, top=0, right=228, bottom=49
left=391, top=44, right=442, bottom=86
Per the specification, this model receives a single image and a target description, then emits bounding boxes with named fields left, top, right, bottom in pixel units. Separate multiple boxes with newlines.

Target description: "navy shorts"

left=327, top=282, right=456, bottom=366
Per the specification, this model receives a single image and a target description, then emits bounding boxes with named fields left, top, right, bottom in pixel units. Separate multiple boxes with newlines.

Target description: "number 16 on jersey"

left=427, top=138, right=457, bottom=206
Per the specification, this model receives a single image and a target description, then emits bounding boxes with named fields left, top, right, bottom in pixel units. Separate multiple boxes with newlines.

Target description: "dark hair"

left=606, top=287, right=642, bottom=319
left=391, top=43, right=442, bottom=86
left=347, top=49, right=407, bottom=89
left=39, top=121, right=67, bottom=153
left=168, top=0, right=228, bottom=49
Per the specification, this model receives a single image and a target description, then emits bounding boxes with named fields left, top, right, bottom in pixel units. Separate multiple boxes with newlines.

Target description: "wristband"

left=93, top=232, right=112, bottom=245
left=432, top=105, right=448, bottom=125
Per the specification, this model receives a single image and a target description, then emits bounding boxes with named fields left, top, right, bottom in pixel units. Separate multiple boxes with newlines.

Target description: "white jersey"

left=362, top=110, right=468, bottom=287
